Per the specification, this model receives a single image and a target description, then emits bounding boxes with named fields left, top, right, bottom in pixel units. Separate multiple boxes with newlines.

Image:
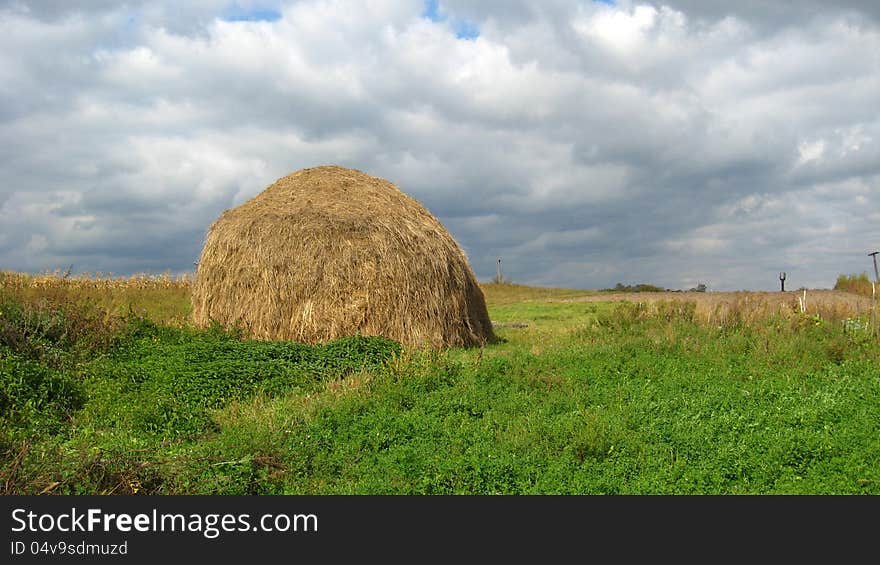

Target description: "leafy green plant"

left=81, top=328, right=401, bottom=439
left=0, top=354, right=84, bottom=444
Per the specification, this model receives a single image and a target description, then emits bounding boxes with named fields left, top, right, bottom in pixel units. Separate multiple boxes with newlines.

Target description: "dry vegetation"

left=3, top=270, right=875, bottom=330
left=0, top=270, right=193, bottom=325
left=834, top=272, right=875, bottom=297
left=7, top=269, right=192, bottom=290
left=558, top=290, right=875, bottom=326
left=480, top=283, right=603, bottom=306
left=191, top=165, right=494, bottom=348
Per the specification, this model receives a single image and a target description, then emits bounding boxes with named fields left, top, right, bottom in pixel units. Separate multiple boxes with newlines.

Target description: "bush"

left=834, top=273, right=873, bottom=297
left=606, top=283, right=667, bottom=293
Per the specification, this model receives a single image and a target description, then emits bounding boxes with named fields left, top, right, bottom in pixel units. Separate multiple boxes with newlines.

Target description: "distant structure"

left=491, top=256, right=509, bottom=284
left=779, top=272, right=786, bottom=292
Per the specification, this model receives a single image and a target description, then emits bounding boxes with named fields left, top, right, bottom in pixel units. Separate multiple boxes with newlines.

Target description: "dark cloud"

left=443, top=0, right=880, bottom=30
left=658, top=0, right=880, bottom=27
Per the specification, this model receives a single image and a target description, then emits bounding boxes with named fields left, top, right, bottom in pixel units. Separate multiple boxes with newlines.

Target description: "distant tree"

left=605, top=282, right=665, bottom=293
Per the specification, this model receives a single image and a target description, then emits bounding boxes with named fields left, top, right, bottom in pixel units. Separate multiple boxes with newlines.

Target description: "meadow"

left=1, top=271, right=878, bottom=494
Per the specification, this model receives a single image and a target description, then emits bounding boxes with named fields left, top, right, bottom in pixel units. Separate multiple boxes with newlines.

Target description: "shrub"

left=834, top=272, right=874, bottom=297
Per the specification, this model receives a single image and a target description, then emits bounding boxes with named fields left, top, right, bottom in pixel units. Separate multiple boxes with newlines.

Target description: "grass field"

left=1, top=272, right=878, bottom=494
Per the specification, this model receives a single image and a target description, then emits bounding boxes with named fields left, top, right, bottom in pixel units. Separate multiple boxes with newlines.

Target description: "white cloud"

left=0, top=0, right=879, bottom=290
left=797, top=140, right=826, bottom=165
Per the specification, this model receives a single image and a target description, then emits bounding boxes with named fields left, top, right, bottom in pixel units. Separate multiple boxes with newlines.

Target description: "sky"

left=1, top=0, right=878, bottom=291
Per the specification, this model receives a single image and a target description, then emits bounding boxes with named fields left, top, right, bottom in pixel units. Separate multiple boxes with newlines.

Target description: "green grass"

left=481, top=283, right=598, bottom=306
left=1, top=281, right=878, bottom=494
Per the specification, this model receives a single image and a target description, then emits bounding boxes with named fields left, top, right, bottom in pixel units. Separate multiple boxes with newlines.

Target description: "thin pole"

left=873, top=282, right=877, bottom=338
left=497, top=256, right=502, bottom=284
left=869, top=251, right=880, bottom=283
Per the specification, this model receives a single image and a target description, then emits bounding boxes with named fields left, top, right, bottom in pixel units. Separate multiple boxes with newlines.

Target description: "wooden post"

left=871, top=283, right=877, bottom=335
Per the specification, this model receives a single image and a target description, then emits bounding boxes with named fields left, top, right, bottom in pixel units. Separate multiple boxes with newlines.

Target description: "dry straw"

left=191, top=165, right=495, bottom=348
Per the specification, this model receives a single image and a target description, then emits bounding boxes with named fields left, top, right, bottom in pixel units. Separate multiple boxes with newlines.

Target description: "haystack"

left=191, top=165, right=495, bottom=348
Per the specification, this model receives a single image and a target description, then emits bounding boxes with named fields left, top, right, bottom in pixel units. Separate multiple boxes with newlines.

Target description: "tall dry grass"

left=562, top=290, right=875, bottom=327
left=480, top=283, right=601, bottom=306
left=4, top=271, right=877, bottom=333
left=0, top=270, right=193, bottom=325
left=18, top=270, right=192, bottom=290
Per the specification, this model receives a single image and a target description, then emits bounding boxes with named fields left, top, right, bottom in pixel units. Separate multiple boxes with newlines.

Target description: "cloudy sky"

left=1, top=0, right=878, bottom=291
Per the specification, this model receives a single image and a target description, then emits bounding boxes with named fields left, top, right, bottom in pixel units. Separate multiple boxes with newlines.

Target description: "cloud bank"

left=1, top=0, right=878, bottom=290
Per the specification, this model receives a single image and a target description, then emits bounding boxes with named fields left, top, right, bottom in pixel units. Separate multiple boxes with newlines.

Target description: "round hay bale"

left=192, top=165, right=495, bottom=348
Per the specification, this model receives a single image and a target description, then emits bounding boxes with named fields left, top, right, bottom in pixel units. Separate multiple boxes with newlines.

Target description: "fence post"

left=873, top=282, right=877, bottom=337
